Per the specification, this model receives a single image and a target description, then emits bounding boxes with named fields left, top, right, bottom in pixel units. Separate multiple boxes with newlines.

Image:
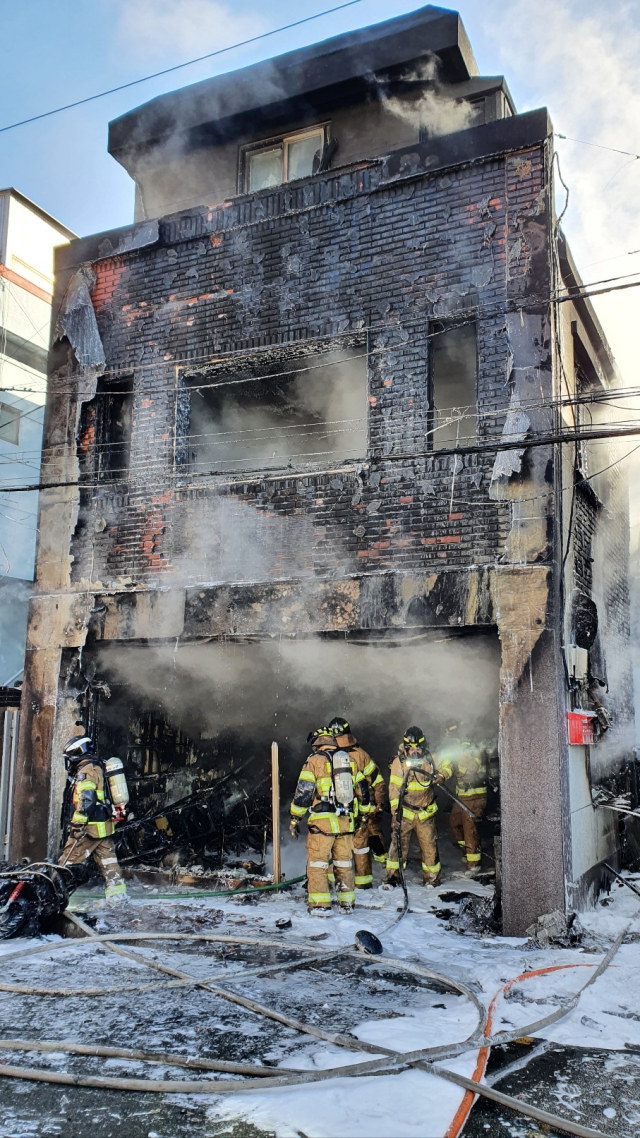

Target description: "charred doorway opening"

left=83, top=629, right=500, bottom=880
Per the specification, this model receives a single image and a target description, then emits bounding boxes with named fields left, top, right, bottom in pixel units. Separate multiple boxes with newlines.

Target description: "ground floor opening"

left=73, top=628, right=500, bottom=886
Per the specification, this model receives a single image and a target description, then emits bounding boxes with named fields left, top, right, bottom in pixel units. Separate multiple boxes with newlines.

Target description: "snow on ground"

left=0, top=871, right=638, bottom=1137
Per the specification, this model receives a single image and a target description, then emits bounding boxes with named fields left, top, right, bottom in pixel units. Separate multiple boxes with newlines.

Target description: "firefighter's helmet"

left=63, top=735, right=94, bottom=769
left=328, top=717, right=350, bottom=736
left=403, top=726, right=426, bottom=748
left=306, top=727, right=333, bottom=745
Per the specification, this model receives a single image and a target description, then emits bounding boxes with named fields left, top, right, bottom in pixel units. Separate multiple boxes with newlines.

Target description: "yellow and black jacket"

left=333, top=732, right=388, bottom=811
left=290, top=742, right=372, bottom=835
left=68, top=758, right=114, bottom=839
left=436, top=740, right=487, bottom=798
left=388, top=746, right=453, bottom=822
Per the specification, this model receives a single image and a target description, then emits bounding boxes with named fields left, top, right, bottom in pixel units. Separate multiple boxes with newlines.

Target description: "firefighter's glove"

left=289, top=819, right=300, bottom=840
left=113, top=804, right=127, bottom=823
left=69, top=824, right=86, bottom=839
left=433, top=772, right=446, bottom=786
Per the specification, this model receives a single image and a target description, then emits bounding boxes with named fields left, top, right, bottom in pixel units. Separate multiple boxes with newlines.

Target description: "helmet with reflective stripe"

left=328, top=717, right=350, bottom=736
left=403, top=726, right=426, bottom=747
left=63, top=735, right=94, bottom=758
left=307, top=727, right=333, bottom=745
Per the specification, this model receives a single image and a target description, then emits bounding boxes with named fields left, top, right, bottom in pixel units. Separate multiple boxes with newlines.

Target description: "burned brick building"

left=12, top=5, right=633, bottom=933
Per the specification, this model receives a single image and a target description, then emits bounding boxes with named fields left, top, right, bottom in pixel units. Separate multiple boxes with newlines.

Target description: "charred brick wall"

left=62, top=138, right=550, bottom=592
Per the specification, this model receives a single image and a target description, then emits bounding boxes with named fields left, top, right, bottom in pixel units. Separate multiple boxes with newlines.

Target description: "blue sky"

left=1, top=0, right=639, bottom=376
left=0, top=0, right=551, bottom=236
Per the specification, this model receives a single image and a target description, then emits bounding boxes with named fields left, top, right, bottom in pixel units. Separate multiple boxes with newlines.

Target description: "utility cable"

left=0, top=2, right=367, bottom=135
left=556, top=134, right=640, bottom=160
left=2, top=262, right=636, bottom=399
left=3, top=419, right=640, bottom=495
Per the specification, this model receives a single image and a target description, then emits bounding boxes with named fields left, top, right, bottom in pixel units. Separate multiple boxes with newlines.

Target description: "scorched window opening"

left=182, top=344, right=368, bottom=475
left=83, top=375, right=134, bottom=481
left=429, top=321, right=478, bottom=451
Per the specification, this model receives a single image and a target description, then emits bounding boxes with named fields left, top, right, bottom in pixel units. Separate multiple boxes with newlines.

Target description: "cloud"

left=113, top=0, right=268, bottom=62
left=460, top=0, right=640, bottom=382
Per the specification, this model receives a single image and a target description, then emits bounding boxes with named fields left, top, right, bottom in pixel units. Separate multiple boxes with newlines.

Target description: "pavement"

left=0, top=855, right=637, bottom=1138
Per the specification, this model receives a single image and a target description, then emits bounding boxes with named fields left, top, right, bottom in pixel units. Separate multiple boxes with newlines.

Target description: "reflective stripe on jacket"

left=388, top=746, right=452, bottom=815
left=70, top=758, right=114, bottom=839
left=436, top=740, right=488, bottom=797
left=290, top=743, right=370, bottom=835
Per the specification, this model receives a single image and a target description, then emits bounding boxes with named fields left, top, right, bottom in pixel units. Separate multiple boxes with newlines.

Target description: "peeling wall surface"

left=14, top=95, right=632, bottom=935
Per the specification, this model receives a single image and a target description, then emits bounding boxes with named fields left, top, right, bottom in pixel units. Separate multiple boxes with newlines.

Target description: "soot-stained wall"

left=59, top=116, right=551, bottom=591
left=18, top=102, right=633, bottom=935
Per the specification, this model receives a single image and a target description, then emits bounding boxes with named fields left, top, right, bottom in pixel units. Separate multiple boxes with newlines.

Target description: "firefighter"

left=59, top=735, right=128, bottom=903
left=328, top=716, right=388, bottom=889
left=385, top=727, right=452, bottom=888
left=289, top=727, right=371, bottom=914
left=438, top=721, right=488, bottom=877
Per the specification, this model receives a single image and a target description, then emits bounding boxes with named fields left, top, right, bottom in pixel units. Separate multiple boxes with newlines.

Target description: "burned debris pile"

left=0, top=862, right=76, bottom=939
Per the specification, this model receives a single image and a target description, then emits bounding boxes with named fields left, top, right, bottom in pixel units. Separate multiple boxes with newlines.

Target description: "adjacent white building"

left=0, top=189, right=75, bottom=684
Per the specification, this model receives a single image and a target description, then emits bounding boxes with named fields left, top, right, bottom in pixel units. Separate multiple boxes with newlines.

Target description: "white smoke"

left=374, top=56, right=478, bottom=139
left=96, top=633, right=501, bottom=784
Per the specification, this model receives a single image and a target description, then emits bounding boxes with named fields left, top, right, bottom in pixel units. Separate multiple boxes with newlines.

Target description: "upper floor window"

left=0, top=402, right=20, bottom=445
left=183, top=341, right=368, bottom=474
left=430, top=322, right=477, bottom=450
left=79, top=376, right=133, bottom=481
left=242, top=127, right=327, bottom=193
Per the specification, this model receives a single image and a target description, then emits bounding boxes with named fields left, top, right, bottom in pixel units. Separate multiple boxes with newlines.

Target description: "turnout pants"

left=307, top=830, right=355, bottom=911
left=60, top=834, right=127, bottom=901
left=449, top=793, right=486, bottom=865
left=386, top=812, right=440, bottom=884
left=353, top=813, right=388, bottom=887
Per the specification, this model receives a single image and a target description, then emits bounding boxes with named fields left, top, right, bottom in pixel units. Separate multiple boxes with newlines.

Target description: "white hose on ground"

left=0, top=915, right=631, bottom=1138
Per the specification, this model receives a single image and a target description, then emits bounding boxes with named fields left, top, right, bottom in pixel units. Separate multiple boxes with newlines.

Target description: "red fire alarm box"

left=567, top=710, right=597, bottom=745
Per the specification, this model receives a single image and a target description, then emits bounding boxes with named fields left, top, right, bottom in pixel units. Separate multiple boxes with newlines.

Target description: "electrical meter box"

left=567, top=710, right=597, bottom=745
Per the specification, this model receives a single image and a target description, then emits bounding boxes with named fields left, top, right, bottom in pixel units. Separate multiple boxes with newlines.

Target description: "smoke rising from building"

left=94, top=632, right=501, bottom=790
left=187, top=349, right=368, bottom=472
left=373, top=57, right=478, bottom=140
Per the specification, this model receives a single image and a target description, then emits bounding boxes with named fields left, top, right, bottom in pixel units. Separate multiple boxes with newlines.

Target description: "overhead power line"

left=556, top=134, right=640, bottom=161
left=0, top=1, right=366, bottom=135
left=2, top=422, right=640, bottom=496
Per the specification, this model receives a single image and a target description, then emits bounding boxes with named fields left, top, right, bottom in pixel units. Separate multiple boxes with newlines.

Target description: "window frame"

left=239, top=124, right=329, bottom=194
left=428, top=320, right=479, bottom=452
left=0, top=401, right=20, bottom=446
left=175, top=334, right=370, bottom=478
left=79, top=375, right=134, bottom=483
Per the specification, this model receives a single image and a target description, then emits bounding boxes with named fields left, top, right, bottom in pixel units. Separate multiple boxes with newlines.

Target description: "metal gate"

left=0, top=708, right=20, bottom=862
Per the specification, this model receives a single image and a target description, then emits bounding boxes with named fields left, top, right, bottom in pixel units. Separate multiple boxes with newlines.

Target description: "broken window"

left=84, top=376, right=134, bottom=481
left=0, top=402, right=20, bottom=445
left=185, top=346, right=368, bottom=473
left=242, top=127, right=326, bottom=192
left=430, top=323, right=477, bottom=450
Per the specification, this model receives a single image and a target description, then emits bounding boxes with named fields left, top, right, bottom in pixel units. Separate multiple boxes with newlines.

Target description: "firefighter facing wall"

left=13, top=7, right=633, bottom=934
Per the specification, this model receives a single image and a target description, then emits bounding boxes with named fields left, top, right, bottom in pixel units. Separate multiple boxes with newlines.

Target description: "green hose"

left=70, top=873, right=306, bottom=906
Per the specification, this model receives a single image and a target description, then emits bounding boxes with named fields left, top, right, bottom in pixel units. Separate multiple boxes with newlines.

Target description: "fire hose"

left=385, top=756, right=456, bottom=932
left=0, top=913, right=627, bottom=1138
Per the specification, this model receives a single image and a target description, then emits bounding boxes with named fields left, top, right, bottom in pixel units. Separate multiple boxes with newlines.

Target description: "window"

left=243, top=127, right=326, bottom=193
left=430, top=323, right=477, bottom=450
left=185, top=345, right=367, bottom=473
left=96, top=378, right=133, bottom=479
left=0, top=402, right=20, bottom=445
